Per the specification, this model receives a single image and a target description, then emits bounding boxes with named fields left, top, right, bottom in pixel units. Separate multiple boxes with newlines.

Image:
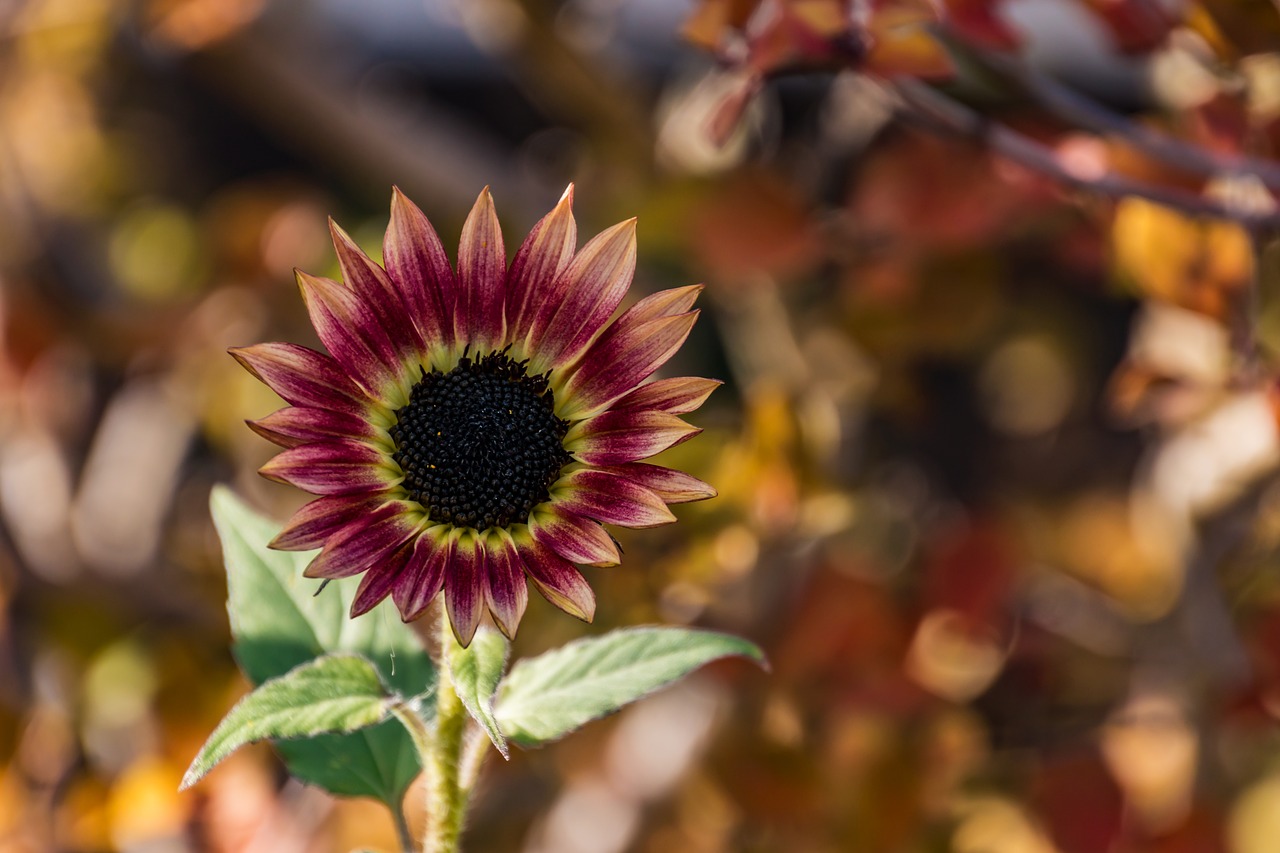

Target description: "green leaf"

left=447, top=626, right=509, bottom=758
left=182, top=654, right=396, bottom=789
left=494, top=626, right=766, bottom=747
left=209, top=486, right=435, bottom=806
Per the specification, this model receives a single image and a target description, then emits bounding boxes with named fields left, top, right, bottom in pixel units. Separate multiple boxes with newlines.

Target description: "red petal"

left=259, top=440, right=397, bottom=496
left=514, top=533, right=595, bottom=622
left=330, top=218, right=424, bottom=354
left=613, top=376, right=721, bottom=415
left=559, top=311, right=699, bottom=419
left=302, top=501, right=422, bottom=579
left=526, top=219, right=637, bottom=373
left=248, top=406, right=380, bottom=448
left=350, top=541, right=415, bottom=617
left=384, top=187, right=455, bottom=352
left=596, top=463, right=717, bottom=504
left=457, top=187, right=507, bottom=351
left=485, top=530, right=528, bottom=639
left=528, top=506, right=620, bottom=566
left=229, top=343, right=371, bottom=418
left=445, top=530, right=485, bottom=647
left=297, top=271, right=407, bottom=404
left=270, top=493, right=386, bottom=551
left=565, top=409, right=701, bottom=466
left=392, top=528, right=450, bottom=621
left=555, top=469, right=675, bottom=528
left=506, top=185, right=577, bottom=346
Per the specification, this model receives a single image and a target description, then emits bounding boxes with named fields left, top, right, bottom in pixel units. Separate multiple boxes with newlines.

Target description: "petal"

left=456, top=187, right=507, bottom=351
left=564, top=409, right=701, bottom=466
left=384, top=187, right=455, bottom=351
left=445, top=529, right=485, bottom=646
left=506, top=185, right=577, bottom=346
left=248, top=406, right=381, bottom=448
left=259, top=439, right=399, bottom=495
left=526, top=218, right=637, bottom=373
left=513, top=531, right=595, bottom=622
left=330, top=218, right=424, bottom=353
left=270, top=493, right=387, bottom=551
left=229, top=343, right=372, bottom=418
left=613, top=376, right=721, bottom=415
left=554, top=469, right=675, bottom=528
left=596, top=463, right=717, bottom=504
left=606, top=284, right=703, bottom=332
left=558, top=311, right=699, bottom=419
left=393, top=526, right=451, bottom=621
left=528, top=505, right=620, bottom=566
left=302, top=500, right=423, bottom=579
left=485, top=530, right=528, bottom=639
left=350, top=540, right=415, bottom=617
left=297, top=270, right=406, bottom=405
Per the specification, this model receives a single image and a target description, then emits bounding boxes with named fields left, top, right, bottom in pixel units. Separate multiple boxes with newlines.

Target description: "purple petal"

left=555, top=469, right=675, bottom=528
left=506, top=185, right=577, bottom=347
left=330, top=218, right=424, bottom=354
left=559, top=311, right=699, bottom=419
left=564, top=409, right=700, bottom=466
left=526, top=219, right=637, bottom=373
left=445, top=530, right=485, bottom=646
left=248, top=406, right=380, bottom=448
left=513, top=532, right=595, bottom=622
left=393, top=527, right=450, bottom=621
left=613, top=376, right=721, bottom=415
left=229, top=343, right=371, bottom=418
left=528, top=505, right=620, bottom=567
left=457, top=187, right=507, bottom=351
left=259, top=440, right=398, bottom=495
left=485, top=530, right=528, bottom=639
left=384, top=187, right=455, bottom=351
left=302, top=500, right=422, bottom=579
left=270, top=493, right=387, bottom=551
left=596, top=463, right=717, bottom=504
left=297, top=270, right=406, bottom=404
left=350, top=541, right=415, bottom=617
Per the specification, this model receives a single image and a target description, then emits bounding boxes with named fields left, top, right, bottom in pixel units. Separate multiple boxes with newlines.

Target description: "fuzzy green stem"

left=459, top=726, right=492, bottom=794
left=424, top=613, right=468, bottom=853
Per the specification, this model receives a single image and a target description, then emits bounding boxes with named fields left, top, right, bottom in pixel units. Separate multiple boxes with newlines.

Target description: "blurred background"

left=5, top=0, right=1280, bottom=850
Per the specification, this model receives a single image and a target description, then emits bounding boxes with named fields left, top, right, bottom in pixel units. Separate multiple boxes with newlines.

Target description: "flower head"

left=231, top=187, right=716, bottom=645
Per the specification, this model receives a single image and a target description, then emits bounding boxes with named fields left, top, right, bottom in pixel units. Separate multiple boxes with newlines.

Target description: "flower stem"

left=392, top=804, right=415, bottom=853
left=424, top=610, right=467, bottom=853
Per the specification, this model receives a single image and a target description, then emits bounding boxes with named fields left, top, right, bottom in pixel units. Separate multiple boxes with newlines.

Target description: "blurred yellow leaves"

left=952, top=797, right=1060, bottom=853
left=1111, top=196, right=1253, bottom=319
left=145, top=0, right=267, bottom=51
left=108, top=201, right=206, bottom=302
left=1100, top=694, right=1198, bottom=834
left=905, top=609, right=1007, bottom=702
left=106, top=757, right=189, bottom=848
left=1231, top=772, right=1280, bottom=853
left=1043, top=493, right=1183, bottom=621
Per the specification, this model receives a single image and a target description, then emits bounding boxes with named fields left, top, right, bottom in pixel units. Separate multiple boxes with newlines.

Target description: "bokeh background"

left=6, top=0, right=1280, bottom=850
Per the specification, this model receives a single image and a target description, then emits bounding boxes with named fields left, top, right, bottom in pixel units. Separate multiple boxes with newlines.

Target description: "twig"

left=890, top=77, right=1280, bottom=228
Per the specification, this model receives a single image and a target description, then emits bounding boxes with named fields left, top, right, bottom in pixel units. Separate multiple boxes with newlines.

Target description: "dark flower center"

left=389, top=351, right=572, bottom=531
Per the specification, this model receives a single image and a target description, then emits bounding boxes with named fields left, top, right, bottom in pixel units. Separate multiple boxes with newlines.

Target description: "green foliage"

left=182, top=654, right=396, bottom=789
left=494, top=626, right=766, bottom=747
left=447, top=626, right=510, bottom=758
left=209, top=486, right=435, bottom=806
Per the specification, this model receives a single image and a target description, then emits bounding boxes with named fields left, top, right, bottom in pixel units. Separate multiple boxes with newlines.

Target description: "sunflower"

left=231, top=186, right=716, bottom=645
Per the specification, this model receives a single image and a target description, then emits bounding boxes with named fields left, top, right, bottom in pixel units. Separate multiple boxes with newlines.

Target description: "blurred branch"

left=502, top=0, right=655, bottom=175
left=953, top=41, right=1280, bottom=190
left=891, top=76, right=1280, bottom=228
left=190, top=22, right=545, bottom=216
